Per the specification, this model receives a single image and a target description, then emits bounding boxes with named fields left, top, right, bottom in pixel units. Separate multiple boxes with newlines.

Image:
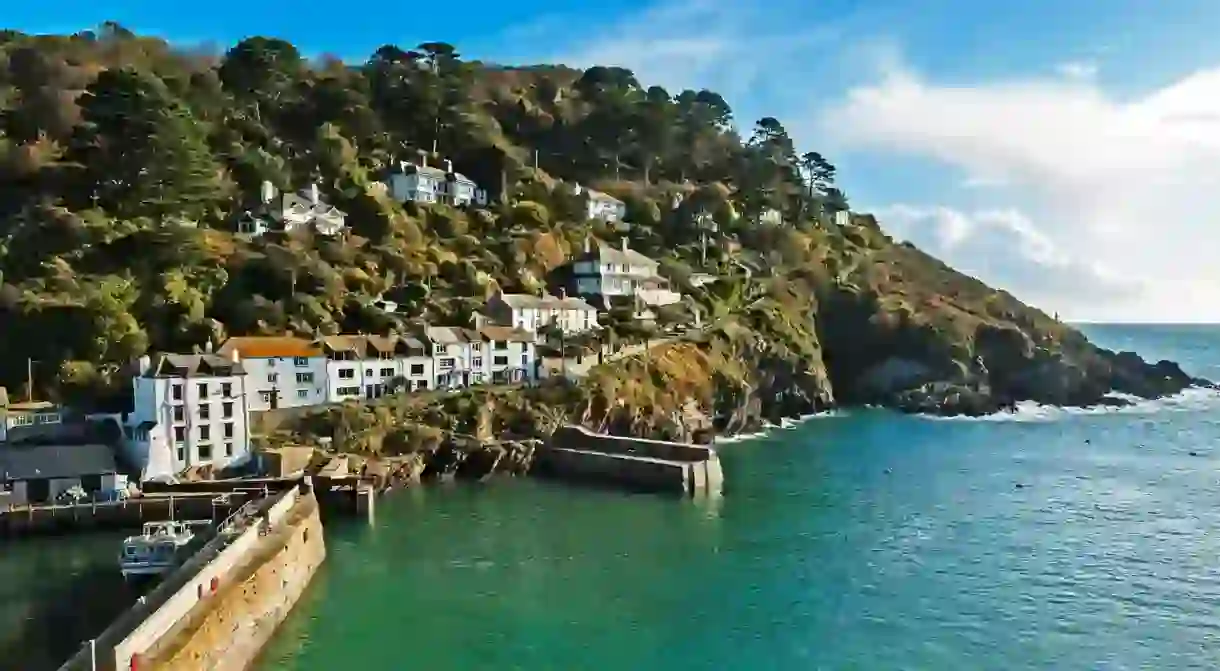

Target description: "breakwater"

left=56, top=481, right=324, bottom=671
left=535, top=425, right=724, bottom=496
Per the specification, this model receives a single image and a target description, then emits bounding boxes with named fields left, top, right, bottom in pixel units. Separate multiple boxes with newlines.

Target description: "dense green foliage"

left=0, top=24, right=850, bottom=405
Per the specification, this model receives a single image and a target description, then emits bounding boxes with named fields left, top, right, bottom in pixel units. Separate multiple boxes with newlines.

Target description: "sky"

left=10, top=0, right=1220, bottom=322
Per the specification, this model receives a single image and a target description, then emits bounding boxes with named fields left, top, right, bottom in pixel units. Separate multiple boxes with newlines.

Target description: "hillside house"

left=237, top=181, right=347, bottom=237
left=485, top=291, right=599, bottom=334
left=217, top=337, right=328, bottom=411
left=387, top=158, right=488, bottom=207
left=478, top=325, right=538, bottom=384
left=425, top=326, right=477, bottom=389
left=0, top=388, right=65, bottom=444
left=566, top=239, right=681, bottom=308
left=573, top=185, right=626, bottom=222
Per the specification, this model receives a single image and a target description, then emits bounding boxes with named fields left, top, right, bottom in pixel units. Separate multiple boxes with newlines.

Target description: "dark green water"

left=257, top=325, right=1220, bottom=670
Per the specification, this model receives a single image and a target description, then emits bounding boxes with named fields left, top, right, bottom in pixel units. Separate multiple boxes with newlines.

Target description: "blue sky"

left=10, top=0, right=1220, bottom=321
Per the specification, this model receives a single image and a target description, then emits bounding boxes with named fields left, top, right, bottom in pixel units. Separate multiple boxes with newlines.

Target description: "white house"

left=567, top=238, right=681, bottom=308
left=127, top=353, right=252, bottom=481
left=0, top=389, right=64, bottom=444
left=833, top=210, right=851, bottom=227
left=485, top=291, right=599, bottom=334
left=396, top=335, right=435, bottom=392
left=387, top=158, right=488, bottom=207
left=425, top=326, right=478, bottom=389
left=573, top=184, right=626, bottom=222
left=217, top=337, right=328, bottom=411
left=478, top=325, right=538, bottom=384
left=759, top=208, right=783, bottom=226
left=237, top=181, right=347, bottom=237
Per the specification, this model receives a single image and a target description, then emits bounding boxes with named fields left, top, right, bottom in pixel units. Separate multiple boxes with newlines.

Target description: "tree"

left=71, top=68, right=230, bottom=221
left=218, top=37, right=303, bottom=121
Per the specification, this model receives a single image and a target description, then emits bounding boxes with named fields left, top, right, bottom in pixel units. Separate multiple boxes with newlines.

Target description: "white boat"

left=119, top=520, right=197, bottom=579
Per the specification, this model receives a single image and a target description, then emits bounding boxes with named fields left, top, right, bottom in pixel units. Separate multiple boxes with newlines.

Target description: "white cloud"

left=822, top=57, right=1220, bottom=322
left=1057, top=60, right=1099, bottom=80
left=873, top=204, right=1141, bottom=312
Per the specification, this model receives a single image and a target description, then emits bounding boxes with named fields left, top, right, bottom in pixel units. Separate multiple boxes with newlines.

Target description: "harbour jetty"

left=56, top=478, right=324, bottom=671
left=535, top=425, right=724, bottom=497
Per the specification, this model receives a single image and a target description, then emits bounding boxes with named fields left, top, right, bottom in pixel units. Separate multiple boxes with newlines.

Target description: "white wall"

left=130, top=373, right=252, bottom=480
left=242, top=356, right=327, bottom=411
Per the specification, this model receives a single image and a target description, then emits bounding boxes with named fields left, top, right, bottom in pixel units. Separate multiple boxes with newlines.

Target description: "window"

left=410, top=364, right=424, bottom=376
left=260, top=391, right=272, bottom=403
left=224, top=443, right=234, bottom=457
left=439, top=358, right=454, bottom=370
left=380, top=368, right=395, bottom=377
left=473, top=357, right=483, bottom=368
left=221, top=382, right=232, bottom=397
left=294, top=357, right=309, bottom=367
left=522, top=354, right=529, bottom=366
left=10, top=414, right=32, bottom=427
left=197, top=382, right=208, bottom=397
left=171, top=384, right=184, bottom=401
left=494, top=356, right=508, bottom=366
left=198, top=404, right=210, bottom=420
left=297, top=389, right=308, bottom=399
left=364, top=368, right=373, bottom=377
left=173, top=406, right=185, bottom=423
left=199, top=425, right=210, bottom=441
left=222, top=402, right=233, bottom=419
left=338, top=368, right=355, bottom=380
left=268, top=373, right=279, bottom=383
left=416, top=380, right=428, bottom=390
left=337, top=386, right=359, bottom=396
left=174, top=426, right=186, bottom=443
left=296, top=372, right=314, bottom=384
left=223, top=423, right=234, bottom=439
left=471, top=343, right=482, bottom=352
left=36, top=413, right=60, bottom=425
left=176, top=445, right=185, bottom=461
left=198, top=443, right=212, bottom=460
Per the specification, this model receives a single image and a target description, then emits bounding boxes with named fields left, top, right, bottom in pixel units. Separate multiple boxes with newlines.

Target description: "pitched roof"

left=145, top=354, right=245, bottom=378
left=494, top=293, right=597, bottom=312
left=426, top=326, right=469, bottom=344
left=590, top=241, right=656, bottom=268
left=479, top=325, right=536, bottom=343
left=0, top=443, right=118, bottom=481
left=218, top=337, right=323, bottom=359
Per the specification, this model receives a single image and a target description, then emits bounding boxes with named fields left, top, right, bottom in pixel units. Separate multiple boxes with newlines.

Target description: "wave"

left=714, top=410, right=839, bottom=444
left=922, top=386, right=1220, bottom=423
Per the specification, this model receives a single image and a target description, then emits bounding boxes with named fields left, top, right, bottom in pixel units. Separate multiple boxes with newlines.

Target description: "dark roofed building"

left=0, top=443, right=124, bottom=506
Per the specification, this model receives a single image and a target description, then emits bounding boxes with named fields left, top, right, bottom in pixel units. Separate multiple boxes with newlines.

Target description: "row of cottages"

left=385, top=157, right=489, bottom=207
left=566, top=238, right=682, bottom=308
left=236, top=181, right=348, bottom=238
left=212, top=328, right=539, bottom=411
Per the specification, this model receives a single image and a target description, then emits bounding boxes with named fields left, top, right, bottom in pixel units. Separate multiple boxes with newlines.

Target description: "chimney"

left=583, top=237, right=591, bottom=254
left=472, top=312, right=485, bottom=329
left=228, top=346, right=240, bottom=363
left=308, top=183, right=320, bottom=205
left=444, top=159, right=453, bottom=174
left=559, top=288, right=567, bottom=300
left=621, top=237, right=629, bottom=252
left=137, top=355, right=151, bottom=376
left=418, top=150, right=428, bottom=168
left=260, top=180, right=275, bottom=204
left=204, top=340, right=213, bottom=353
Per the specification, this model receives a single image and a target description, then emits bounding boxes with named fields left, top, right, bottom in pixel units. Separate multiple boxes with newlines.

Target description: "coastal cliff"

left=0, top=27, right=1207, bottom=451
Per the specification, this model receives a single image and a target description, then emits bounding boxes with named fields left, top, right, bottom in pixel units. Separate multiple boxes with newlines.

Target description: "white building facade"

left=479, top=326, right=538, bottom=384
left=217, top=337, right=328, bottom=411
left=127, top=353, right=252, bottom=481
left=574, top=185, right=626, bottom=222
left=485, top=291, right=599, bottom=334
left=387, top=158, right=488, bottom=207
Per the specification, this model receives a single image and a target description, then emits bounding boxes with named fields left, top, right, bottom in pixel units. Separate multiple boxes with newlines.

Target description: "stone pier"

left=535, top=425, right=724, bottom=497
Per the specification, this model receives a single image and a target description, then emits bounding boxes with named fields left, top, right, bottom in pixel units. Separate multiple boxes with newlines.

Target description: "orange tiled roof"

left=217, top=336, right=322, bottom=359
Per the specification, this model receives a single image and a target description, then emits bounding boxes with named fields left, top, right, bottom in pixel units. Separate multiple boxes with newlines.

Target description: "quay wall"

left=1, top=493, right=248, bottom=537
left=57, top=483, right=324, bottom=671
left=538, top=426, right=724, bottom=497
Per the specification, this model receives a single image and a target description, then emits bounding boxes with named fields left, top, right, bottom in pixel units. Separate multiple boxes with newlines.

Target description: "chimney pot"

left=138, top=355, right=151, bottom=375
left=308, top=183, right=320, bottom=205
left=444, top=159, right=453, bottom=174
left=260, top=180, right=275, bottom=204
left=621, top=237, right=629, bottom=252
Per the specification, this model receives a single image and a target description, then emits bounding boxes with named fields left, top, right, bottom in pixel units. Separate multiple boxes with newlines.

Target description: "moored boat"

left=118, top=520, right=199, bottom=579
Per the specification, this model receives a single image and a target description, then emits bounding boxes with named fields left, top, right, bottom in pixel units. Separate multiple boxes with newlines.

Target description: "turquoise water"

left=260, top=325, right=1220, bottom=670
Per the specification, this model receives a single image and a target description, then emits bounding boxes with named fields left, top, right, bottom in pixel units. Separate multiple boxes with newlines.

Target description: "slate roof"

left=144, top=354, right=246, bottom=378
left=494, top=293, right=597, bottom=312
left=478, top=325, right=537, bottom=343
left=0, top=443, right=118, bottom=481
left=586, top=241, right=657, bottom=268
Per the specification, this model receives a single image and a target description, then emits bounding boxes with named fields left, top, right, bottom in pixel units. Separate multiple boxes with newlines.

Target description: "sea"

left=7, top=324, right=1220, bottom=670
